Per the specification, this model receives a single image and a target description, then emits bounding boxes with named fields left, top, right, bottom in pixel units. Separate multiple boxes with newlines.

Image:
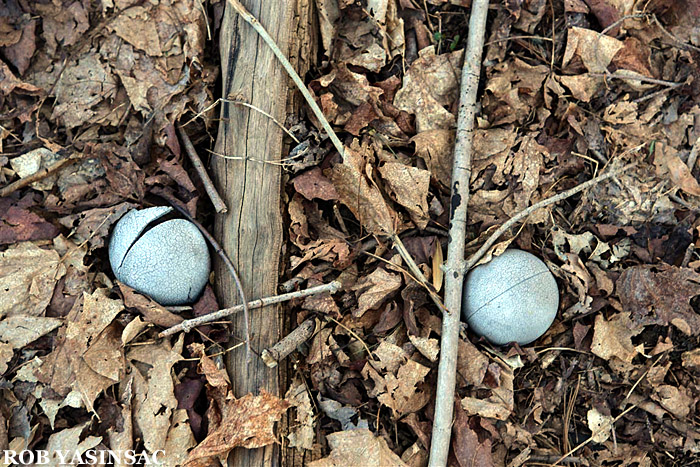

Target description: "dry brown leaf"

left=408, top=334, right=439, bottom=362
left=378, top=162, right=430, bottom=229
left=185, top=391, right=290, bottom=464
left=617, top=265, right=700, bottom=335
left=461, top=364, right=514, bottom=421
left=330, top=140, right=396, bottom=236
left=59, top=202, right=135, bottom=252
left=457, top=338, right=489, bottom=387
left=681, top=349, right=700, bottom=371
left=651, top=385, right=693, bottom=418
left=316, top=0, right=340, bottom=57
left=653, top=142, right=700, bottom=197
left=472, top=127, right=518, bottom=185
left=482, top=59, right=549, bottom=126
left=36, top=289, right=125, bottom=413
left=109, top=6, right=162, bottom=56
left=362, top=343, right=431, bottom=417
left=562, top=26, right=624, bottom=73
left=452, top=407, right=495, bottom=467
left=0, top=316, right=62, bottom=349
left=190, top=342, right=230, bottom=389
left=411, top=129, right=454, bottom=185
left=292, top=167, right=339, bottom=201
left=0, top=197, right=59, bottom=245
left=558, top=74, right=605, bottom=102
left=587, top=407, right=614, bottom=443
left=394, top=46, right=463, bottom=132
left=50, top=53, right=119, bottom=129
left=0, top=241, right=66, bottom=319
left=162, top=409, right=197, bottom=466
left=591, top=312, right=643, bottom=371
left=119, top=282, right=184, bottom=328
left=352, top=268, right=402, bottom=317
left=285, top=376, right=315, bottom=450
left=129, top=337, right=183, bottom=453
left=44, top=422, right=102, bottom=467
left=308, top=428, right=407, bottom=467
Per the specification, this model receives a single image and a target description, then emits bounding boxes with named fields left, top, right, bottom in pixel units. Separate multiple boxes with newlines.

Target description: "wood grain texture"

left=212, top=1, right=293, bottom=466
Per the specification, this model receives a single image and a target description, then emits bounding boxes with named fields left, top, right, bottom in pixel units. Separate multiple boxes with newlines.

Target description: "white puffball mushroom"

left=462, top=249, right=559, bottom=345
left=109, top=206, right=210, bottom=305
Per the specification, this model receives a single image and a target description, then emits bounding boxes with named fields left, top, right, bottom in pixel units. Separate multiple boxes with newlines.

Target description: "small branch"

left=599, top=13, right=648, bottom=36
left=159, top=281, right=341, bottom=338
left=177, top=124, right=228, bottom=213
left=0, top=153, right=81, bottom=198
left=226, top=0, right=346, bottom=161
left=391, top=233, right=447, bottom=314
left=686, top=135, right=700, bottom=174
left=261, top=318, right=316, bottom=368
left=592, top=71, right=684, bottom=88
left=464, top=163, right=636, bottom=272
left=429, top=0, right=490, bottom=465
left=161, top=195, right=252, bottom=363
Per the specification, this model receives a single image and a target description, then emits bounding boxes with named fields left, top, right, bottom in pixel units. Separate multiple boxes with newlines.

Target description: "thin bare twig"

left=600, top=13, right=648, bottom=36
left=464, top=163, right=636, bottom=272
left=429, top=0, right=490, bottom=465
left=226, top=0, right=346, bottom=161
left=0, top=153, right=82, bottom=198
left=177, top=124, right=228, bottom=213
left=161, top=196, right=252, bottom=362
left=592, top=71, right=683, bottom=88
left=261, top=318, right=317, bottom=368
left=686, top=135, right=700, bottom=174
left=159, top=281, right=340, bottom=338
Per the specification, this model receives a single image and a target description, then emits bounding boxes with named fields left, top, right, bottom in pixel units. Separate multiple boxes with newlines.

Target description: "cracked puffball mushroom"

left=462, top=249, right=559, bottom=345
left=109, top=206, right=210, bottom=306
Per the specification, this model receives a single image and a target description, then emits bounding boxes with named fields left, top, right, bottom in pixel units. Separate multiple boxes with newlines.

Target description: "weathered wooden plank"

left=211, top=1, right=294, bottom=466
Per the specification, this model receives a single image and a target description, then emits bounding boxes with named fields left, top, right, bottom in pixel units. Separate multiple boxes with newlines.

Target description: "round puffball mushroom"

left=462, top=249, right=559, bottom=345
left=109, top=206, right=210, bottom=305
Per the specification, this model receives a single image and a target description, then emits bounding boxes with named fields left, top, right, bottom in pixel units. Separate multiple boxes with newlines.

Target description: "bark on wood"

left=212, top=1, right=297, bottom=465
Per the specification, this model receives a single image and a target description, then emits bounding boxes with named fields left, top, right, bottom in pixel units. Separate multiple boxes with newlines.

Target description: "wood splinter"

left=261, top=318, right=316, bottom=368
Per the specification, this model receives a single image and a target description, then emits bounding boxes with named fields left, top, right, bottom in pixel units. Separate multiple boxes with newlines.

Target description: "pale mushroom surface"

left=462, top=249, right=559, bottom=345
left=109, top=207, right=210, bottom=305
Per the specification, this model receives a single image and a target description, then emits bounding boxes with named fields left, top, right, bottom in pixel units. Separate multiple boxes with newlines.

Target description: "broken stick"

left=177, top=124, right=228, bottom=213
left=159, top=281, right=340, bottom=338
left=261, top=318, right=316, bottom=368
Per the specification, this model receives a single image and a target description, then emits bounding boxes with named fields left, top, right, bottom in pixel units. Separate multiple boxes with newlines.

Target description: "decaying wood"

left=261, top=318, right=316, bottom=368
left=212, top=1, right=296, bottom=465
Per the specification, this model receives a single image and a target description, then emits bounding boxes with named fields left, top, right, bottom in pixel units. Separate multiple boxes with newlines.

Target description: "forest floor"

left=1, top=0, right=699, bottom=466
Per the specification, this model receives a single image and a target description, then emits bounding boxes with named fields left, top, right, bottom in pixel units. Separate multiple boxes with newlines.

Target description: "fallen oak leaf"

left=617, top=265, right=700, bottom=335
left=330, top=140, right=396, bottom=236
left=308, top=428, right=407, bottom=467
left=591, top=312, right=643, bottom=373
left=184, top=390, right=290, bottom=464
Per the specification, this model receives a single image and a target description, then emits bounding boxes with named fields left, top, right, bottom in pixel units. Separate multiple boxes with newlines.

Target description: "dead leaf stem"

left=429, top=1, right=490, bottom=465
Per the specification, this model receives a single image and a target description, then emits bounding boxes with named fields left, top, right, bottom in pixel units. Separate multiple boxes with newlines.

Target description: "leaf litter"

left=0, top=0, right=699, bottom=465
